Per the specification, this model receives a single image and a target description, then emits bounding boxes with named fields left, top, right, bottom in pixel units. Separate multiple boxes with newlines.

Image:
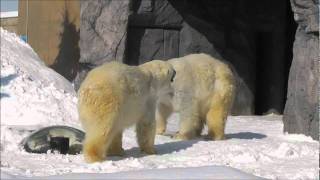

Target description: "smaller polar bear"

left=78, top=61, right=175, bottom=163
left=156, top=53, right=235, bottom=140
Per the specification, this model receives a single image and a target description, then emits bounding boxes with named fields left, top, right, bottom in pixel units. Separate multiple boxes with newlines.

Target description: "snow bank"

left=0, top=28, right=79, bottom=127
left=1, top=166, right=263, bottom=179
left=0, top=28, right=319, bottom=180
left=1, top=28, right=79, bottom=155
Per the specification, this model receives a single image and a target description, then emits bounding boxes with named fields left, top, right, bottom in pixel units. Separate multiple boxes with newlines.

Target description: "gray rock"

left=179, top=21, right=223, bottom=60
left=283, top=0, right=319, bottom=140
left=75, top=0, right=130, bottom=89
left=290, top=0, right=319, bottom=33
left=79, top=0, right=130, bottom=65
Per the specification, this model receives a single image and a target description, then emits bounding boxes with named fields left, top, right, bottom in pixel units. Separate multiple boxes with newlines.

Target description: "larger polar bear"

left=156, top=53, right=236, bottom=140
left=78, top=61, right=175, bottom=163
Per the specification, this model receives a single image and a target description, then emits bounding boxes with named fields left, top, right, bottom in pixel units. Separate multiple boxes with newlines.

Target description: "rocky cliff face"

left=74, top=0, right=130, bottom=90
left=283, top=0, right=319, bottom=140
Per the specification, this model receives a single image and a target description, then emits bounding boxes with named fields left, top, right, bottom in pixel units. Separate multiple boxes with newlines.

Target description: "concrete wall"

left=18, top=0, right=80, bottom=81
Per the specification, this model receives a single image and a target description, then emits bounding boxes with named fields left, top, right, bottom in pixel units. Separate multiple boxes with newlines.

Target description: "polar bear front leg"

left=156, top=103, right=173, bottom=135
left=107, top=131, right=124, bottom=156
left=136, top=110, right=157, bottom=154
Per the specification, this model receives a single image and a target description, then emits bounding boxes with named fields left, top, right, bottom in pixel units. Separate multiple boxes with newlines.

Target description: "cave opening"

left=126, top=0, right=297, bottom=115
left=254, top=0, right=297, bottom=115
left=254, top=32, right=273, bottom=115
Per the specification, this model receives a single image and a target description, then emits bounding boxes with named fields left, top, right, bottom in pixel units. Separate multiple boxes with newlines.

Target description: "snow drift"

left=0, top=28, right=78, bottom=127
left=0, top=28, right=319, bottom=179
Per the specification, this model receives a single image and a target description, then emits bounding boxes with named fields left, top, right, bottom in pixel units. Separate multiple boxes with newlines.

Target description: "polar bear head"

left=139, top=60, right=176, bottom=96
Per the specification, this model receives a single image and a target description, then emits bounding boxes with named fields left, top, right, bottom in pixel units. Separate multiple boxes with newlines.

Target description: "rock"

left=179, top=21, right=223, bottom=59
left=283, top=0, right=319, bottom=140
left=290, top=0, right=319, bottom=33
left=75, top=0, right=130, bottom=89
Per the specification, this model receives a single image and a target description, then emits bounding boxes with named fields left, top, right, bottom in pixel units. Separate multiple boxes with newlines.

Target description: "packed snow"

left=1, top=28, right=319, bottom=179
left=0, top=28, right=78, bottom=128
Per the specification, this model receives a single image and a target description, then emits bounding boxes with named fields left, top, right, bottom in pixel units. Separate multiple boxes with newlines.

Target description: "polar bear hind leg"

left=206, top=85, right=235, bottom=140
left=79, top=83, right=121, bottom=162
left=83, top=123, right=115, bottom=162
left=206, top=100, right=228, bottom=140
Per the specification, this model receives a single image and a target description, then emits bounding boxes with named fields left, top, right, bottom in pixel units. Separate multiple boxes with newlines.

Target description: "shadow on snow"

left=226, top=132, right=267, bottom=140
left=0, top=74, right=18, bottom=98
left=109, top=131, right=266, bottom=160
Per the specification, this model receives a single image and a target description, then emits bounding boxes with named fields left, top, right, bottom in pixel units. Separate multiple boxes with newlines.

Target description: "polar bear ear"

left=171, top=69, right=176, bottom=82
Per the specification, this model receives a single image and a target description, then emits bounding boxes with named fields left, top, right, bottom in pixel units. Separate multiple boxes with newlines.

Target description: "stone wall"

left=77, top=0, right=297, bottom=116
left=74, top=0, right=130, bottom=90
left=283, top=0, right=319, bottom=140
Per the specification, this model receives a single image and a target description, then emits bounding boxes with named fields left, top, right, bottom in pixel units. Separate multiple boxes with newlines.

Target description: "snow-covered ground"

left=1, top=28, right=319, bottom=179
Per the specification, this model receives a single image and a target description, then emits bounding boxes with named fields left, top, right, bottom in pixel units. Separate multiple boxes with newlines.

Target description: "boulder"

left=283, top=0, right=319, bottom=140
left=75, top=0, right=130, bottom=89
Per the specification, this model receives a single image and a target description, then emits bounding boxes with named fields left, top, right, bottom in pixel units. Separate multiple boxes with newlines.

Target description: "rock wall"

left=77, top=0, right=297, bottom=116
left=74, top=0, right=130, bottom=90
left=283, top=0, right=319, bottom=140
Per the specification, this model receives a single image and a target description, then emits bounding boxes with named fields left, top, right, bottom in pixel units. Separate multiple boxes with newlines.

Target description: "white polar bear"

left=156, top=53, right=236, bottom=140
left=78, top=61, right=175, bottom=163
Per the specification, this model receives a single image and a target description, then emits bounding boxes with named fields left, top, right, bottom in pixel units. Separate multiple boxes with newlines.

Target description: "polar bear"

left=78, top=61, right=175, bottom=163
left=156, top=53, right=235, bottom=140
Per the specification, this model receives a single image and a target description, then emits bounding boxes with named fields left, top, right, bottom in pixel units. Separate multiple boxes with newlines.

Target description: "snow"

left=0, top=11, right=18, bottom=18
left=1, top=166, right=263, bottom=179
left=0, top=28, right=78, bottom=128
left=1, top=28, right=319, bottom=179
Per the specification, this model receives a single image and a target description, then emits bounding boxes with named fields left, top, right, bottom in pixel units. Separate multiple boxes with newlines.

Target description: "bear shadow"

left=0, top=74, right=18, bottom=99
left=109, top=139, right=201, bottom=161
left=1, top=74, right=18, bottom=86
left=108, top=132, right=266, bottom=161
left=225, top=132, right=267, bottom=140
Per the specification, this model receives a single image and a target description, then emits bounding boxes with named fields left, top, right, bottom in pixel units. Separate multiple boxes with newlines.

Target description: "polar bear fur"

left=156, top=53, right=235, bottom=140
left=78, top=61, right=175, bottom=163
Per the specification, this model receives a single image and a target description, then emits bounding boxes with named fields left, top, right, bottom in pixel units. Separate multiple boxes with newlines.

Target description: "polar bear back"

left=166, top=54, right=234, bottom=112
left=78, top=62, right=151, bottom=129
left=169, top=54, right=232, bottom=97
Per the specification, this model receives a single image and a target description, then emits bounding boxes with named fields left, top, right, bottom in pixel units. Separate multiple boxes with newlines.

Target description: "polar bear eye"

left=171, top=69, right=176, bottom=82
